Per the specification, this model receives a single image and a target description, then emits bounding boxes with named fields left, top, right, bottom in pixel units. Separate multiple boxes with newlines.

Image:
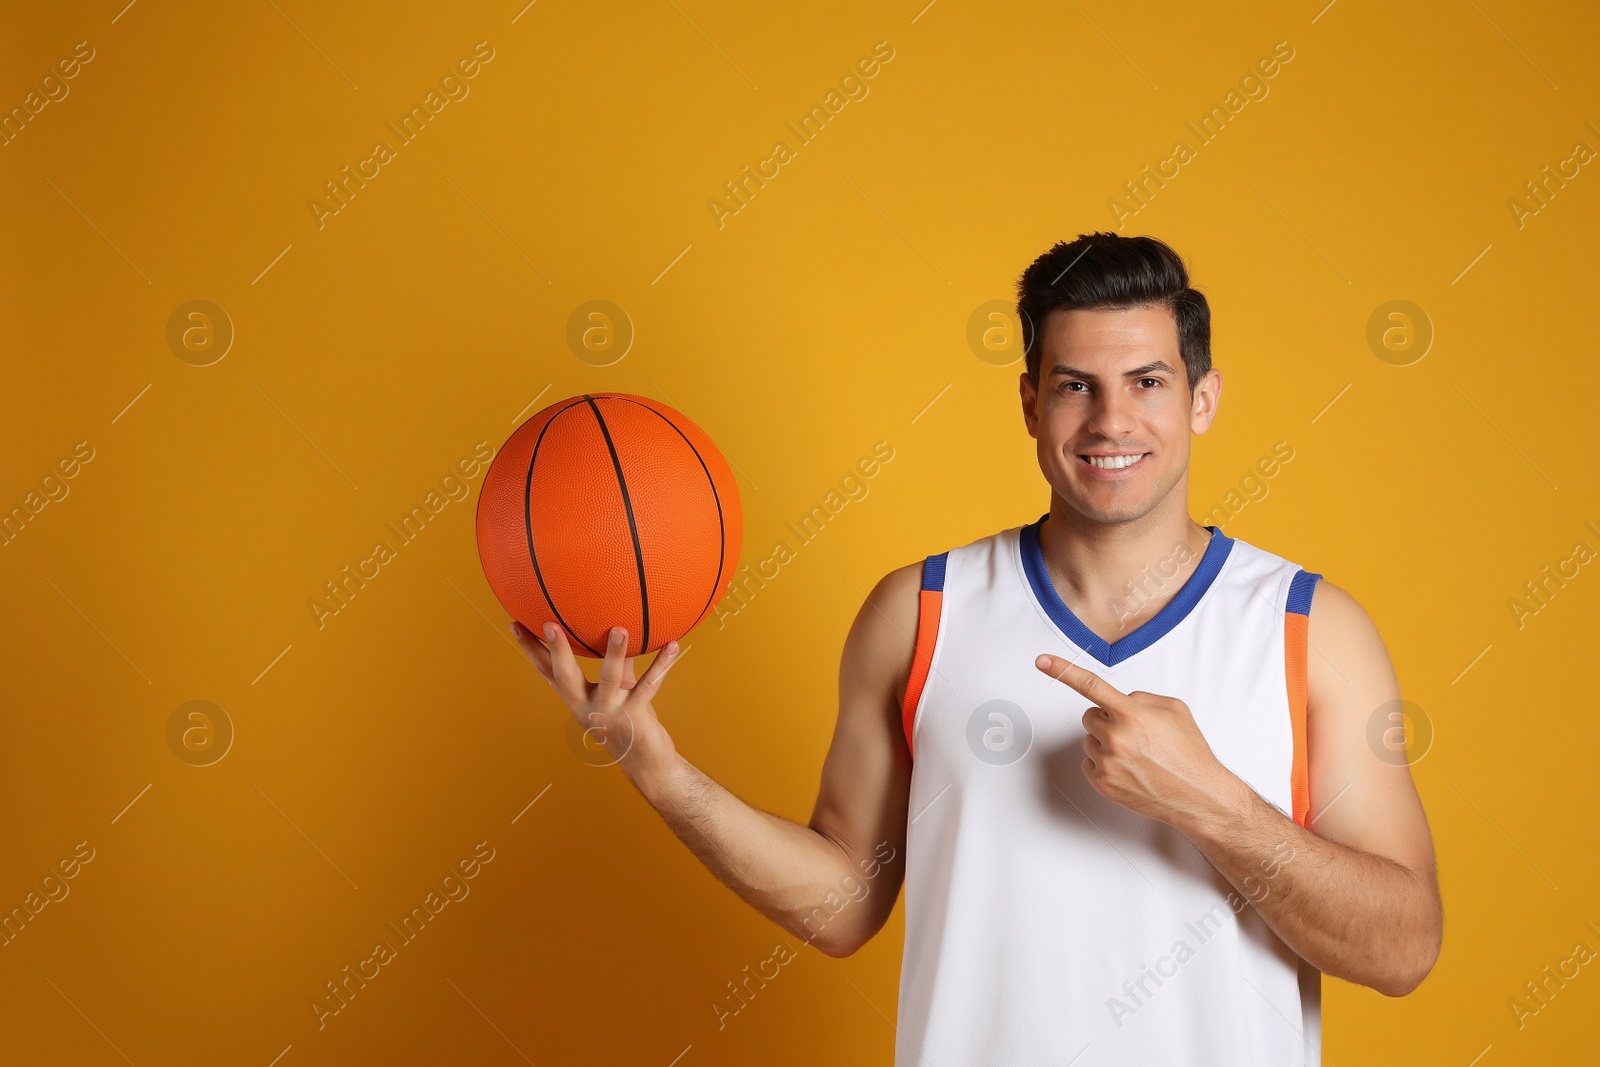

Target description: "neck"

left=1036, top=492, right=1213, bottom=625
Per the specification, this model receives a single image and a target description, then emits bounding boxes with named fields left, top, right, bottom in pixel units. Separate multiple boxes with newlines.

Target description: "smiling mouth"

left=1079, top=453, right=1148, bottom=470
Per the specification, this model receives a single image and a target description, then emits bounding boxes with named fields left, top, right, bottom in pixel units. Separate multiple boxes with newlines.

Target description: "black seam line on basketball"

left=526, top=398, right=605, bottom=657
left=600, top=395, right=726, bottom=631
left=582, top=395, right=649, bottom=653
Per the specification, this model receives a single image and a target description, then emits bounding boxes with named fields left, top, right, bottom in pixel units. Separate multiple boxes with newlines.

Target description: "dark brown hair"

left=1016, top=232, right=1211, bottom=393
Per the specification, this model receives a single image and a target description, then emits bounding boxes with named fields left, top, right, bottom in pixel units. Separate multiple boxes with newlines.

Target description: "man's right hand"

left=511, top=620, right=683, bottom=794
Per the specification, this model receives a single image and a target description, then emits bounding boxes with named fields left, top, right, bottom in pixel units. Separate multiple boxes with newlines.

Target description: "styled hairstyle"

left=1015, top=232, right=1211, bottom=393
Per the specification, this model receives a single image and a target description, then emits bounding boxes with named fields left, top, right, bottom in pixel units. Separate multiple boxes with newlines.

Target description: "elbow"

left=811, top=927, right=869, bottom=959
left=815, top=936, right=860, bottom=960
left=1375, top=909, right=1443, bottom=998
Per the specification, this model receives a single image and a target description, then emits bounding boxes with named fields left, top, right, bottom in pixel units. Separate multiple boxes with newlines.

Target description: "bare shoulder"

left=840, top=559, right=925, bottom=712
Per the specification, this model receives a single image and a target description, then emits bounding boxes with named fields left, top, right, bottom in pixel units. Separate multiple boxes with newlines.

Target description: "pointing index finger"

left=1036, top=653, right=1130, bottom=711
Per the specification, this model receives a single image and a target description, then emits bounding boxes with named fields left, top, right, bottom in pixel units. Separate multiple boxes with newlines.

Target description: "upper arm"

left=805, top=560, right=922, bottom=950
left=1303, top=580, right=1437, bottom=887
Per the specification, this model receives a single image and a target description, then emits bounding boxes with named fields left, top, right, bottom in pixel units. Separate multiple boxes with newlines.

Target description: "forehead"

left=1037, top=305, right=1178, bottom=368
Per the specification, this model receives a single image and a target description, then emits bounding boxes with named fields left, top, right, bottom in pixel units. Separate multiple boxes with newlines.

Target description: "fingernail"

left=609, top=627, right=625, bottom=646
left=544, top=623, right=556, bottom=640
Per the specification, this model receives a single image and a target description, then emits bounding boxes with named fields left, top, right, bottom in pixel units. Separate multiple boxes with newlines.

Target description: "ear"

left=1020, top=370, right=1039, bottom=439
left=1190, top=367, right=1222, bottom=435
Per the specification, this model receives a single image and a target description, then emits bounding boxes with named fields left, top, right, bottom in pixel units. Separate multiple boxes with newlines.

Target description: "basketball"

left=476, top=392, right=743, bottom=658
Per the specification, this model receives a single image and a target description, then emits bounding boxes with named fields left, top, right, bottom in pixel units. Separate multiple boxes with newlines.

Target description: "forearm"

left=633, top=753, right=874, bottom=955
left=1177, top=774, right=1442, bottom=996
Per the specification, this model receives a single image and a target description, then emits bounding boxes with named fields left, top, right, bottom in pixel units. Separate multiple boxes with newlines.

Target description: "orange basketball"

left=476, top=392, right=743, bottom=658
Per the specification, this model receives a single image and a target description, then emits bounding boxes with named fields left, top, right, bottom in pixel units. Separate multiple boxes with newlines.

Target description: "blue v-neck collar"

left=1018, top=512, right=1233, bottom=666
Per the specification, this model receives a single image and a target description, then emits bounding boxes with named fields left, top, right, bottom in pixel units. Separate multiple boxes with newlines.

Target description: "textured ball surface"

left=476, top=392, right=742, bottom=658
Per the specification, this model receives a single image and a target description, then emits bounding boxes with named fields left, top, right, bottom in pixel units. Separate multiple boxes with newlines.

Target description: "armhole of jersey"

left=900, top=552, right=948, bottom=759
left=1284, top=569, right=1322, bottom=827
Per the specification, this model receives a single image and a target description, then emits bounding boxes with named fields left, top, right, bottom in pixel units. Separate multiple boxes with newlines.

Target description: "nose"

left=1083, top=387, right=1138, bottom=441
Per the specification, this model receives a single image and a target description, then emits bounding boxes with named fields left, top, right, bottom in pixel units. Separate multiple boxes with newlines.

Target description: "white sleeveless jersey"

left=895, top=512, right=1323, bottom=1066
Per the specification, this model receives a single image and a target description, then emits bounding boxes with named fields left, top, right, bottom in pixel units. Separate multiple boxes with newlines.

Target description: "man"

left=512, top=232, right=1443, bottom=1065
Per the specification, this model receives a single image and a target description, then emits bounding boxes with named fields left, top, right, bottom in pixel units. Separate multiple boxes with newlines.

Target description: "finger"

left=627, top=640, right=680, bottom=703
left=1081, top=705, right=1109, bottom=739
left=1036, top=653, right=1131, bottom=713
left=594, top=626, right=629, bottom=706
left=621, top=656, right=638, bottom=690
left=509, top=621, right=555, bottom=682
left=542, top=622, right=589, bottom=704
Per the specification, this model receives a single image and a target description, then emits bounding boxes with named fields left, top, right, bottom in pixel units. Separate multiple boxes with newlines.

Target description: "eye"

left=1059, top=381, right=1088, bottom=393
left=1137, top=377, right=1162, bottom=388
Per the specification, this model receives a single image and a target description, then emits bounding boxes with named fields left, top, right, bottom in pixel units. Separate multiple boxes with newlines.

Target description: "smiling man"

left=514, top=232, right=1442, bottom=1067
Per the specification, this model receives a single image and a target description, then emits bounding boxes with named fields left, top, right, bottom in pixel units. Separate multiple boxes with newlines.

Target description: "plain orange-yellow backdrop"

left=3, top=0, right=1598, bottom=1063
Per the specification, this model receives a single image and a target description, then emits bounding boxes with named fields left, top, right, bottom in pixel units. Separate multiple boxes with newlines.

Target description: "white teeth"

left=1085, top=454, right=1146, bottom=470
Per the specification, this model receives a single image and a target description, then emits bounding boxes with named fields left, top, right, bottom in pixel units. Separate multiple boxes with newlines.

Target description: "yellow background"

left=3, top=0, right=1598, bottom=1063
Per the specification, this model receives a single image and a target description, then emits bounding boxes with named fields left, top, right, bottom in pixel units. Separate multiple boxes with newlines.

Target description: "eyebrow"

left=1047, top=360, right=1179, bottom=382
